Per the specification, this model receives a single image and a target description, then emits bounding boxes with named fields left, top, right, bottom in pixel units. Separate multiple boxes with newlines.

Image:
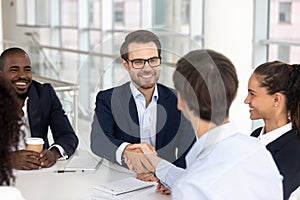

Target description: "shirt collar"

left=20, top=97, right=31, bottom=149
left=22, top=97, right=29, bottom=111
left=186, top=122, right=239, bottom=166
left=129, top=82, right=159, bottom=101
left=258, top=122, right=292, bottom=145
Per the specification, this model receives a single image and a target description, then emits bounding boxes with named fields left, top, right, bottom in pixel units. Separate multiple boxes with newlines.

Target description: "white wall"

left=1, top=0, right=255, bottom=134
left=204, top=0, right=254, bottom=134
left=2, top=0, right=40, bottom=48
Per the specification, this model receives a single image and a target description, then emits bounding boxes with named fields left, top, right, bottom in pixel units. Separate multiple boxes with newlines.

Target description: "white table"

left=290, top=186, right=300, bottom=200
left=15, top=154, right=170, bottom=200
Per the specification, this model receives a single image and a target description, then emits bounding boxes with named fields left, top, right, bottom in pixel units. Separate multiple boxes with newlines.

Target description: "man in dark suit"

left=90, top=30, right=195, bottom=179
left=0, top=47, right=78, bottom=170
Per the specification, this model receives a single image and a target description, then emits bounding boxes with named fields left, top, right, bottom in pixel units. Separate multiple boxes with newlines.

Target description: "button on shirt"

left=131, top=83, right=158, bottom=146
left=116, top=83, right=158, bottom=164
left=155, top=122, right=283, bottom=200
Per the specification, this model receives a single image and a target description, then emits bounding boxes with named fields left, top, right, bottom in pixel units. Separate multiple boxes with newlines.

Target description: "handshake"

left=123, top=142, right=171, bottom=195
left=123, top=142, right=162, bottom=174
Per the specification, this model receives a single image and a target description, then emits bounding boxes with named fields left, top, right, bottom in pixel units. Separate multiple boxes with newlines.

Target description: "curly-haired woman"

left=0, top=79, right=26, bottom=199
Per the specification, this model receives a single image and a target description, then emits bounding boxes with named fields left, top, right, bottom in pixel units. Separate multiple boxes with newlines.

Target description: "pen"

left=56, top=170, right=84, bottom=173
left=115, top=185, right=154, bottom=196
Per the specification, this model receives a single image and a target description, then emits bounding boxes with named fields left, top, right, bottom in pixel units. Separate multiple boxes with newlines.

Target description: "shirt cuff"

left=49, top=144, right=68, bottom=160
left=116, top=142, right=131, bottom=165
left=155, top=159, right=184, bottom=190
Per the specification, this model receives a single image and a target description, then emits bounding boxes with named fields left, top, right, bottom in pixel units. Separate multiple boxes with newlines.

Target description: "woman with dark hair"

left=245, top=61, right=300, bottom=199
left=0, top=79, right=26, bottom=199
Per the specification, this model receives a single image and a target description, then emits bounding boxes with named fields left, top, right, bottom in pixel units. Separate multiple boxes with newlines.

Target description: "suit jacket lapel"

left=156, top=85, right=171, bottom=149
left=111, top=83, right=140, bottom=140
left=251, top=127, right=262, bottom=137
left=266, top=129, right=295, bottom=155
left=27, top=83, right=42, bottom=137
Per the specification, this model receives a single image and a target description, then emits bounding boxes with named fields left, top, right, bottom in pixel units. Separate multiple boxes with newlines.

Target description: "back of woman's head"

left=173, top=49, right=239, bottom=125
left=0, top=79, right=21, bottom=186
left=254, top=61, right=300, bottom=134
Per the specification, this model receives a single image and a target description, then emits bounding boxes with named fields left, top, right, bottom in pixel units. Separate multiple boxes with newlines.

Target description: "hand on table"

left=137, top=172, right=170, bottom=195
left=39, top=148, right=61, bottom=168
left=11, top=148, right=61, bottom=170
left=123, top=143, right=155, bottom=173
left=10, top=150, right=41, bottom=170
left=136, top=172, right=170, bottom=195
left=136, top=172, right=158, bottom=182
left=156, top=181, right=171, bottom=195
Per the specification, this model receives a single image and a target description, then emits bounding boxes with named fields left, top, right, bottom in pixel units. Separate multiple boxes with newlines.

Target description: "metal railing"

left=260, top=39, right=300, bottom=46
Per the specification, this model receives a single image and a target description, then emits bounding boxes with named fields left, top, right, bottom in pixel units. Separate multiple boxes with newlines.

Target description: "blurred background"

left=1, top=0, right=299, bottom=145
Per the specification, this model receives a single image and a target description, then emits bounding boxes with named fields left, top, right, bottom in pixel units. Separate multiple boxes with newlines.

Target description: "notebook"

left=94, top=177, right=156, bottom=195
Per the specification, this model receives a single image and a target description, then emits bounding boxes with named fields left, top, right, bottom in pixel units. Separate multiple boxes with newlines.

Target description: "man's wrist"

left=50, top=147, right=61, bottom=160
left=49, top=144, right=68, bottom=160
left=116, top=142, right=131, bottom=165
left=149, top=155, right=162, bottom=169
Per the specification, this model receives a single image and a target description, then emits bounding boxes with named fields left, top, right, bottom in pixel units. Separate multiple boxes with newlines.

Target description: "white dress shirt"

left=116, top=83, right=158, bottom=164
left=258, top=122, right=292, bottom=146
left=19, top=97, right=68, bottom=159
left=156, top=122, right=283, bottom=200
left=0, top=186, right=26, bottom=200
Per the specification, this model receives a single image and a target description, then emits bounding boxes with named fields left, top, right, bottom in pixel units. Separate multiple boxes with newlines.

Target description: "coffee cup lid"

left=26, top=137, right=44, bottom=145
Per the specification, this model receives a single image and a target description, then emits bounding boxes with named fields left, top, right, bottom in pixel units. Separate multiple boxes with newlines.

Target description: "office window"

left=279, top=2, right=291, bottom=23
left=278, top=45, right=290, bottom=62
left=154, top=0, right=165, bottom=25
left=62, top=0, right=78, bottom=27
left=114, top=0, right=141, bottom=29
left=62, top=29, right=78, bottom=49
left=182, top=0, right=191, bottom=24
left=89, top=0, right=102, bottom=29
left=16, top=0, right=50, bottom=26
left=36, top=1, right=50, bottom=25
left=268, top=0, right=300, bottom=63
left=114, top=2, right=124, bottom=24
left=153, top=0, right=191, bottom=34
left=16, top=0, right=26, bottom=25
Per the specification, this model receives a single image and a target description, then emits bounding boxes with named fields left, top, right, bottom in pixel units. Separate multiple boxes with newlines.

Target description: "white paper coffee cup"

left=26, top=137, right=44, bottom=153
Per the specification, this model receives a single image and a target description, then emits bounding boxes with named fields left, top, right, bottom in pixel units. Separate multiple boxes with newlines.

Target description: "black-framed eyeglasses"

left=126, top=56, right=161, bottom=69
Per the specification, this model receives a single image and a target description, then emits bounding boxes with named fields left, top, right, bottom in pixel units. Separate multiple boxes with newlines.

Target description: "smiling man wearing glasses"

left=90, top=30, right=195, bottom=193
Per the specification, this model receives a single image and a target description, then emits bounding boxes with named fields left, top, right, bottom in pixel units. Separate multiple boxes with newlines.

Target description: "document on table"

left=94, top=177, right=156, bottom=196
left=63, top=150, right=102, bottom=172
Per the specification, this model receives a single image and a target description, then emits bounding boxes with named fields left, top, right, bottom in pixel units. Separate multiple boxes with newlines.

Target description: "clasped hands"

left=11, top=148, right=61, bottom=170
left=123, top=143, right=171, bottom=195
left=123, top=142, right=161, bottom=174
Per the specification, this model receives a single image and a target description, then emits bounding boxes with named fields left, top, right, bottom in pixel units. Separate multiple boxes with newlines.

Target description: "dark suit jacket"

left=252, top=128, right=300, bottom=199
left=27, top=80, right=78, bottom=157
left=90, top=82, right=195, bottom=168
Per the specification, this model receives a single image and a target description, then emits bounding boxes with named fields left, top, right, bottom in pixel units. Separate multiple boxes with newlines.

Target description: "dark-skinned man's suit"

left=28, top=80, right=78, bottom=157
left=91, top=82, right=195, bottom=168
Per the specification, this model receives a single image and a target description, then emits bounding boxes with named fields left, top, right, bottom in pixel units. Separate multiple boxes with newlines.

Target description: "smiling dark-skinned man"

left=0, top=47, right=78, bottom=170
